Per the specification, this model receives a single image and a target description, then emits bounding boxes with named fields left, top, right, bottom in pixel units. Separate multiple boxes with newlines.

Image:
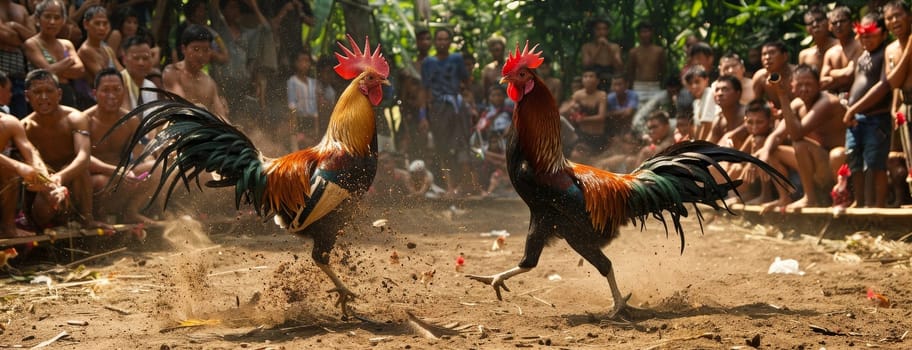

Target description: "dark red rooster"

left=467, top=43, right=790, bottom=317
left=108, top=35, right=389, bottom=317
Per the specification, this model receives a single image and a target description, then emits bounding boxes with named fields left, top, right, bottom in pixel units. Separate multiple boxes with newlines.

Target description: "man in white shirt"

left=120, top=36, right=158, bottom=111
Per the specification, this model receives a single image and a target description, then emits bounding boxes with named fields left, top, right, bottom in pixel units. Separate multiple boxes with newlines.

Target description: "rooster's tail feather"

left=627, top=140, right=791, bottom=252
left=106, top=89, right=268, bottom=213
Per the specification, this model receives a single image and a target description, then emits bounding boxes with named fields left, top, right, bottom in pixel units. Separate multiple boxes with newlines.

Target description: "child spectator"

left=23, top=0, right=87, bottom=110
left=287, top=50, right=333, bottom=149
left=606, top=74, right=638, bottom=140
left=405, top=159, right=445, bottom=199
left=471, top=86, right=512, bottom=198
left=843, top=13, right=891, bottom=208
left=726, top=100, right=774, bottom=205
left=674, top=111, right=696, bottom=143
left=683, top=66, right=717, bottom=141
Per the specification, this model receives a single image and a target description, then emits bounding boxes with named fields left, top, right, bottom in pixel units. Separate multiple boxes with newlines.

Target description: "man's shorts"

left=845, top=112, right=892, bottom=172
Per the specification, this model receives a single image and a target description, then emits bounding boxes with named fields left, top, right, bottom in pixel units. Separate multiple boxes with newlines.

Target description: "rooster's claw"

left=466, top=274, right=511, bottom=300
left=327, top=286, right=357, bottom=316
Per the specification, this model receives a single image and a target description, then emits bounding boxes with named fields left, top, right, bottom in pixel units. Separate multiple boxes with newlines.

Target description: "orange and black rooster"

left=108, top=35, right=389, bottom=317
left=467, top=43, right=791, bottom=318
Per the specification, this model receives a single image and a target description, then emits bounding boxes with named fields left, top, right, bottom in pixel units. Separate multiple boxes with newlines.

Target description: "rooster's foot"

left=466, top=274, right=512, bottom=301
left=608, top=293, right=651, bottom=321
left=327, top=286, right=358, bottom=317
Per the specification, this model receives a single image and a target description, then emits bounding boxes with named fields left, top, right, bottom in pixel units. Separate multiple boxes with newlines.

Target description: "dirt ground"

left=1, top=196, right=911, bottom=349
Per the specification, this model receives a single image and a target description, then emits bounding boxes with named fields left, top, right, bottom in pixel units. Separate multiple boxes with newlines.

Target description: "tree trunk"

left=340, top=0, right=372, bottom=42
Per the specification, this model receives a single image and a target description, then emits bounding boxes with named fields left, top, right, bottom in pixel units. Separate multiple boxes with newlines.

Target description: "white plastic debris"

left=547, top=273, right=562, bottom=281
left=767, top=257, right=805, bottom=275
left=480, top=230, right=510, bottom=238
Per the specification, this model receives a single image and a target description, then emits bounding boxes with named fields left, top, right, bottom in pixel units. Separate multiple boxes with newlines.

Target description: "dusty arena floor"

left=1, top=196, right=911, bottom=349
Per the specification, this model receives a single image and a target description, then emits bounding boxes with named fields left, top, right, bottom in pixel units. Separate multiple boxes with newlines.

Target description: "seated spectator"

left=725, top=101, right=774, bottom=205
left=23, top=0, right=87, bottom=109
left=21, top=69, right=109, bottom=230
left=78, top=5, right=123, bottom=89
left=632, top=74, right=683, bottom=132
left=683, top=66, right=717, bottom=140
left=0, top=106, right=58, bottom=237
left=87, top=68, right=157, bottom=224
left=405, top=159, right=445, bottom=199
left=710, top=75, right=747, bottom=148
left=606, top=74, right=639, bottom=140
left=162, top=24, right=228, bottom=118
left=596, top=111, right=672, bottom=172
left=752, top=40, right=795, bottom=109
left=120, top=36, right=158, bottom=111
left=718, top=53, right=755, bottom=105
left=560, top=68, right=607, bottom=152
left=674, top=111, right=696, bottom=143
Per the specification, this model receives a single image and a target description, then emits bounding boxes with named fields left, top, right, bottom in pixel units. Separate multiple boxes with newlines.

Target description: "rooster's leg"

left=466, top=267, right=531, bottom=300
left=316, top=263, right=357, bottom=316
left=566, top=239, right=640, bottom=319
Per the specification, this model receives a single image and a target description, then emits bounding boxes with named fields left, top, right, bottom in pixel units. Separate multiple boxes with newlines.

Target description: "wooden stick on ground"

left=65, top=247, right=128, bottom=268
left=30, top=331, right=69, bottom=348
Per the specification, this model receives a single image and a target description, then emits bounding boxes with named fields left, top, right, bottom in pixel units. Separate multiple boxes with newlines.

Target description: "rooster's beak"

left=499, top=77, right=508, bottom=84
left=381, top=79, right=391, bottom=86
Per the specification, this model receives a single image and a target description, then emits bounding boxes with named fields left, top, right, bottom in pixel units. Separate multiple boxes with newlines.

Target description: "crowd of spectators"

left=4, top=1, right=912, bottom=239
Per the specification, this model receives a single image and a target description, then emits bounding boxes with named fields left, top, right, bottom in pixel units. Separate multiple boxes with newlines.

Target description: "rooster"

left=467, top=42, right=791, bottom=318
left=108, top=35, right=389, bottom=317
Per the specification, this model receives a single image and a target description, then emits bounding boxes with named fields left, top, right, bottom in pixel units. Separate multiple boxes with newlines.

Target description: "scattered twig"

left=405, top=312, right=458, bottom=339
left=103, top=305, right=131, bottom=315
left=30, top=331, right=68, bottom=348
left=513, top=303, right=523, bottom=315
left=527, top=294, right=555, bottom=307
left=207, top=266, right=269, bottom=277
left=65, top=247, right=127, bottom=268
left=810, top=324, right=846, bottom=336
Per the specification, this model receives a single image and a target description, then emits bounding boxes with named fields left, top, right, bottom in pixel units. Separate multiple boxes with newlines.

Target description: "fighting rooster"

left=108, top=35, right=388, bottom=316
left=467, top=43, right=790, bottom=318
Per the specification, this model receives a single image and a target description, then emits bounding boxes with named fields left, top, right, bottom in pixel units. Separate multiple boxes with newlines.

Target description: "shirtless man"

left=580, top=19, right=622, bottom=88
left=709, top=75, right=747, bottom=148
left=761, top=65, right=847, bottom=212
left=718, top=53, right=755, bottom=105
left=86, top=68, right=155, bottom=223
left=798, top=6, right=836, bottom=69
left=162, top=23, right=227, bottom=118
left=0, top=110, right=57, bottom=237
left=752, top=41, right=795, bottom=109
left=560, top=68, right=607, bottom=151
left=77, top=5, right=122, bottom=88
left=480, top=34, right=506, bottom=99
left=21, top=69, right=108, bottom=229
left=120, top=35, right=157, bottom=111
left=625, top=22, right=666, bottom=104
left=820, top=6, right=862, bottom=95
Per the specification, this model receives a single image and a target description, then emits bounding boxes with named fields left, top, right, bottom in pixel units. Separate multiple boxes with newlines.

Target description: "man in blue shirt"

left=420, top=28, right=470, bottom=196
left=606, top=75, right=639, bottom=140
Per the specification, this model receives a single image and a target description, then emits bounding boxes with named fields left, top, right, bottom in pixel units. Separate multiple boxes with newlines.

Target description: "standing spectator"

left=560, top=68, right=607, bottom=152
left=688, top=42, right=717, bottom=80
left=820, top=6, right=861, bottom=95
left=718, top=53, right=755, bottom=105
left=580, top=18, right=622, bottom=90
left=798, top=6, right=836, bottom=69
left=0, top=0, right=34, bottom=118
left=23, top=0, right=86, bottom=110
left=170, top=0, right=228, bottom=66
left=78, top=5, right=123, bottom=88
left=843, top=13, right=892, bottom=207
left=420, top=27, right=470, bottom=196
left=261, top=0, right=313, bottom=75
left=287, top=50, right=333, bottom=150
left=480, top=34, right=506, bottom=99
left=162, top=24, right=227, bottom=118
left=472, top=85, right=512, bottom=198
left=21, top=69, right=108, bottom=230
left=605, top=74, right=638, bottom=140
left=120, top=35, right=157, bottom=111
left=626, top=21, right=666, bottom=106
left=209, top=0, right=274, bottom=122
left=752, top=40, right=794, bottom=108
left=396, top=29, right=431, bottom=160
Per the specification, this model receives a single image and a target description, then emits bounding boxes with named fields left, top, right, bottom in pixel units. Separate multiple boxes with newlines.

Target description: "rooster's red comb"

left=502, top=41, right=544, bottom=76
left=334, top=34, right=390, bottom=80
